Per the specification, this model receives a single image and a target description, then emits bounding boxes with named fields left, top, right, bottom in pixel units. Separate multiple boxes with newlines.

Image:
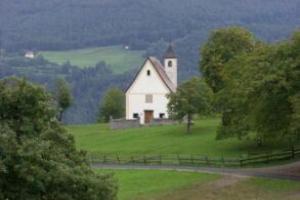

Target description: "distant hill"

left=0, top=0, right=299, bottom=78
left=0, top=0, right=299, bottom=124
left=40, top=46, right=145, bottom=74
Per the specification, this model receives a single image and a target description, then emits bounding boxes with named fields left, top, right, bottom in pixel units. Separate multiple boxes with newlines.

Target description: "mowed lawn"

left=97, top=169, right=300, bottom=200
left=96, top=169, right=219, bottom=200
left=40, top=46, right=145, bottom=73
left=68, top=118, right=292, bottom=157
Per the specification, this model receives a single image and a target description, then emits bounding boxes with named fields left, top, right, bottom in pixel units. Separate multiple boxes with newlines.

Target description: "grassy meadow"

left=40, top=46, right=145, bottom=73
left=97, top=169, right=300, bottom=200
left=97, top=170, right=219, bottom=200
left=68, top=118, right=293, bottom=158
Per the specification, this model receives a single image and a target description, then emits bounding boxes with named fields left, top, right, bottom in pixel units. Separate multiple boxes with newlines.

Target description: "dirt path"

left=93, top=161, right=300, bottom=181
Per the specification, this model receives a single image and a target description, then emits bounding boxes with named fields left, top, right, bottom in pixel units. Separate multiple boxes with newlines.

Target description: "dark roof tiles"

left=163, top=45, right=177, bottom=59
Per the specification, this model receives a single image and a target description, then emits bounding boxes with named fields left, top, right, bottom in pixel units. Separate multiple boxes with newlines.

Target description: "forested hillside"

left=0, top=0, right=299, bottom=123
left=1, top=0, right=299, bottom=77
left=1, top=0, right=299, bottom=50
left=0, top=56, right=134, bottom=123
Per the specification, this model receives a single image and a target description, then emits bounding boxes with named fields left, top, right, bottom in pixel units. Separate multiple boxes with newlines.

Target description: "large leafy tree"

left=0, top=78, right=117, bottom=200
left=168, top=78, right=212, bottom=133
left=99, top=87, right=125, bottom=122
left=200, top=27, right=256, bottom=93
left=215, top=30, right=300, bottom=145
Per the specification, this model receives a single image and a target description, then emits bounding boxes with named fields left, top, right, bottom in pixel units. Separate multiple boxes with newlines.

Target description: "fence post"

left=103, top=155, right=106, bottom=163
left=291, top=145, right=295, bottom=159
left=239, top=155, right=243, bottom=167
left=143, top=155, right=147, bottom=165
left=159, top=155, right=162, bottom=165
left=221, top=155, right=224, bottom=166
left=191, top=155, right=194, bottom=166
left=205, top=156, right=209, bottom=166
left=177, top=154, right=181, bottom=165
left=116, top=154, right=120, bottom=164
left=131, top=156, right=135, bottom=163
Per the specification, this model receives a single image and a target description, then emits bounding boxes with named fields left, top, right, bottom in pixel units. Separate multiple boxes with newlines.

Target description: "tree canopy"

left=0, top=78, right=117, bottom=199
left=99, top=87, right=125, bottom=122
left=168, top=77, right=212, bottom=133
left=200, top=27, right=256, bottom=93
left=201, top=28, right=300, bottom=145
left=54, top=78, right=73, bottom=122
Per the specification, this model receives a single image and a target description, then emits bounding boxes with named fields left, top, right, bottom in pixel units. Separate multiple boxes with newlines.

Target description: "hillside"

left=67, top=118, right=296, bottom=157
left=1, top=0, right=299, bottom=78
left=40, top=46, right=145, bottom=73
left=0, top=1, right=299, bottom=123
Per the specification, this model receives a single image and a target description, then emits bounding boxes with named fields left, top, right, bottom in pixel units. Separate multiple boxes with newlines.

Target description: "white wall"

left=164, top=58, right=177, bottom=87
left=126, top=59, right=171, bottom=124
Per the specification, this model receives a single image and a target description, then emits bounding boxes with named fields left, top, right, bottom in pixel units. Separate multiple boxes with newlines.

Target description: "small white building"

left=125, top=45, right=178, bottom=124
left=24, top=51, right=35, bottom=59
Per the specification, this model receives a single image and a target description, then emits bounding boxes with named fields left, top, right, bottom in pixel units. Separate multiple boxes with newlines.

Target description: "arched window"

left=147, top=70, right=151, bottom=76
left=168, top=61, right=173, bottom=67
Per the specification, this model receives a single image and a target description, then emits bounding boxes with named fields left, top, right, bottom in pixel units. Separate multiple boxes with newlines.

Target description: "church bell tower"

left=163, top=44, right=178, bottom=87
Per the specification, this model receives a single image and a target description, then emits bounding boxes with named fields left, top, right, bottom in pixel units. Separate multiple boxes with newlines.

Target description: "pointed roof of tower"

left=163, top=44, right=177, bottom=59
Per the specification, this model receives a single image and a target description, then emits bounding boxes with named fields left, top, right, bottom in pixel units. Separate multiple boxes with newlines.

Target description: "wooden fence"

left=89, top=146, right=300, bottom=167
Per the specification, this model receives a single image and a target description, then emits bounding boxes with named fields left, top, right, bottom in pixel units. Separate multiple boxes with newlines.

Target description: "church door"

left=144, top=110, right=154, bottom=124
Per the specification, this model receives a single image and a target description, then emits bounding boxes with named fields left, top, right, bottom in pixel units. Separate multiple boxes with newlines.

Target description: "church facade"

left=125, top=46, right=178, bottom=124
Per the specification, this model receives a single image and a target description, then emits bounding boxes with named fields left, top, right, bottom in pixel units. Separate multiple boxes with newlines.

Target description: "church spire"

left=163, top=44, right=177, bottom=59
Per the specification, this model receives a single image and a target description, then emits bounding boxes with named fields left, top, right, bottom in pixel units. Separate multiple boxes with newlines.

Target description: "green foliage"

left=0, top=78, right=117, bottom=200
left=54, top=78, right=73, bottom=121
left=99, top=87, right=125, bottom=122
left=0, top=55, right=131, bottom=124
left=0, top=77, right=55, bottom=140
left=200, top=27, right=256, bottom=93
left=215, top=30, right=300, bottom=145
left=168, top=77, right=213, bottom=133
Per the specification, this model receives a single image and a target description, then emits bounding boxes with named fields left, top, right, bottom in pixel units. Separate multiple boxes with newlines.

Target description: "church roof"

left=125, top=57, right=176, bottom=93
left=163, top=45, right=177, bottom=59
left=148, top=57, right=176, bottom=92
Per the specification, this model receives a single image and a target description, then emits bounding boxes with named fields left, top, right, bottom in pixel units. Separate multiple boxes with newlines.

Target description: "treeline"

left=1, top=0, right=298, bottom=51
left=0, top=55, right=135, bottom=124
left=200, top=27, right=300, bottom=145
left=0, top=0, right=299, bottom=79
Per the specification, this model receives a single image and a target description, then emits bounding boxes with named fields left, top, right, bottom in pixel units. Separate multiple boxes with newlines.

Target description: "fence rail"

left=89, top=146, right=300, bottom=167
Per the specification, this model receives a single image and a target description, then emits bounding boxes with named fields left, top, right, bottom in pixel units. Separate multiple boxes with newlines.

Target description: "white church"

left=125, top=45, right=178, bottom=124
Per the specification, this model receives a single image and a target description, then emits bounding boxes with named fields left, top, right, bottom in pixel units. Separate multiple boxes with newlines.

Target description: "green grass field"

left=97, top=169, right=219, bottom=200
left=68, top=118, right=292, bottom=158
left=97, top=169, right=300, bottom=200
left=39, top=46, right=145, bottom=73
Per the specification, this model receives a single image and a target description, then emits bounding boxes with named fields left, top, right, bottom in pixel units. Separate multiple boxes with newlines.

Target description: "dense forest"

left=1, top=0, right=300, bottom=77
left=0, top=56, right=134, bottom=123
left=0, top=0, right=299, bottom=123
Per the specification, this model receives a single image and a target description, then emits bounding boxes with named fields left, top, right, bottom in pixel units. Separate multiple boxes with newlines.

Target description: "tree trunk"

left=186, top=113, right=192, bottom=134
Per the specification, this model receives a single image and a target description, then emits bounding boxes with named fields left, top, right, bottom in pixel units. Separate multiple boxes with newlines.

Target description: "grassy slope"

left=158, top=177, right=300, bottom=200
left=40, top=46, right=145, bottom=73
left=97, top=169, right=300, bottom=200
left=96, top=169, right=219, bottom=200
left=68, top=118, right=292, bottom=157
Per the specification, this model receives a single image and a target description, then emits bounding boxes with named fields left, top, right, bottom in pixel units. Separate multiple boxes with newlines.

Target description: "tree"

left=168, top=78, right=213, bottom=133
left=54, top=78, right=72, bottom=122
left=0, top=78, right=117, bottom=200
left=215, top=30, right=300, bottom=146
left=200, top=27, right=256, bottom=93
left=99, top=87, right=125, bottom=122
